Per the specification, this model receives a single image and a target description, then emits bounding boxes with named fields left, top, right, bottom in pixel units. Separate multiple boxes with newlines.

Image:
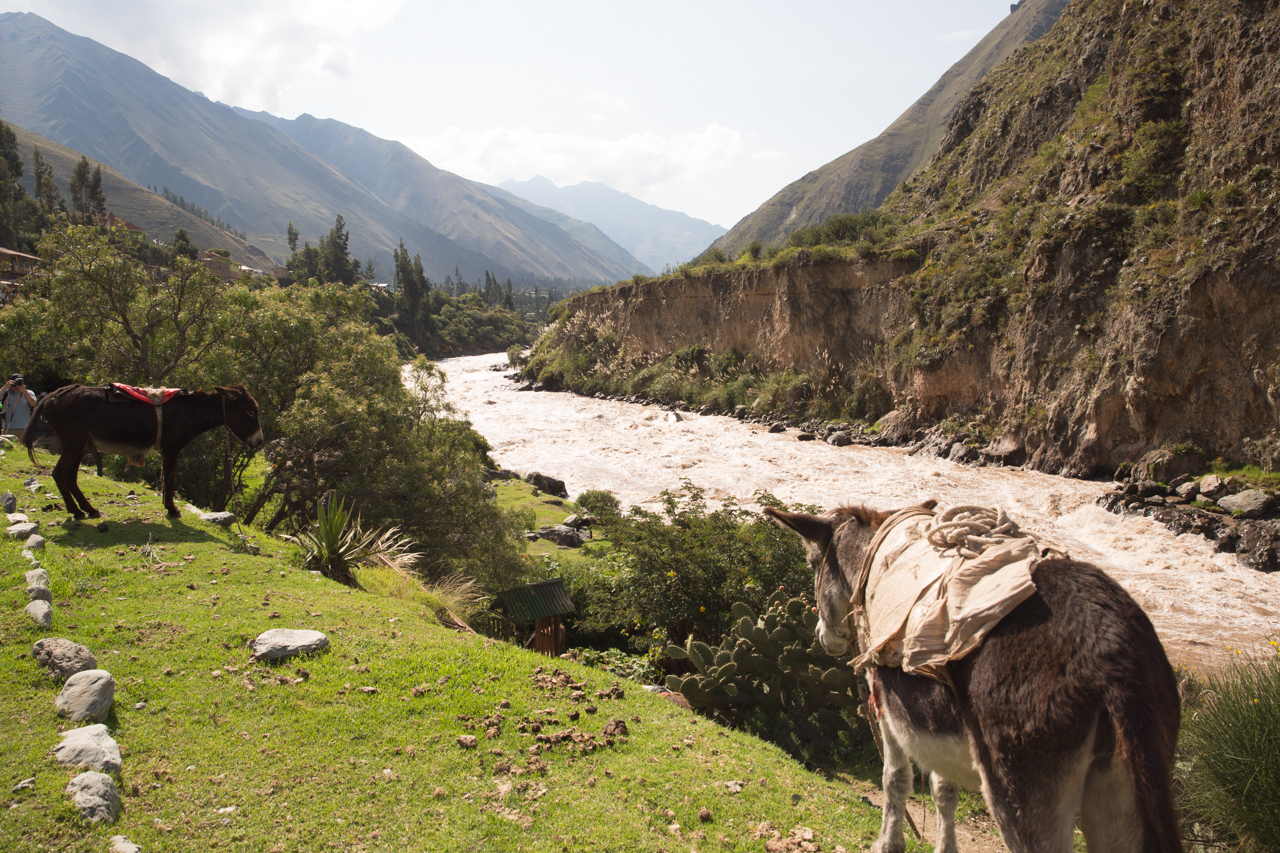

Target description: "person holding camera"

left=1, top=374, right=37, bottom=435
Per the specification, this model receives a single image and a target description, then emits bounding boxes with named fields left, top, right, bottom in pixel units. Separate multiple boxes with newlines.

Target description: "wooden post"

left=534, top=617, right=562, bottom=657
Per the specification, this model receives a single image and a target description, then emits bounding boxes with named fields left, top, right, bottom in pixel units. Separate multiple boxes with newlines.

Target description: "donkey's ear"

left=763, top=507, right=835, bottom=547
left=921, top=498, right=938, bottom=511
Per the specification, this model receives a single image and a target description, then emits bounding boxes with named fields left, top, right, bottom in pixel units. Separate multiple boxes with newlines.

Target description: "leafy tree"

left=324, top=213, right=355, bottom=285
left=286, top=220, right=299, bottom=253
left=0, top=114, right=37, bottom=251
left=172, top=228, right=198, bottom=260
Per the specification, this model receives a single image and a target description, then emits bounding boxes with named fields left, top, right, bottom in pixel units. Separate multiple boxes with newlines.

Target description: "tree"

left=324, top=214, right=355, bottom=285
left=32, top=146, right=63, bottom=215
left=286, top=220, right=299, bottom=253
left=36, top=224, right=236, bottom=384
left=0, top=114, right=33, bottom=250
left=89, top=165, right=107, bottom=216
left=172, top=228, right=198, bottom=260
left=69, top=156, right=92, bottom=218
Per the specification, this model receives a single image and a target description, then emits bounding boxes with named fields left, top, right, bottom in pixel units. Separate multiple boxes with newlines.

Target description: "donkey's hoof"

left=87, top=510, right=101, bottom=519
left=167, top=509, right=181, bottom=519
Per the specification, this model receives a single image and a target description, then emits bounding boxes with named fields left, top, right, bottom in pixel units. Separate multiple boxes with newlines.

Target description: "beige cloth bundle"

left=851, top=507, right=1067, bottom=683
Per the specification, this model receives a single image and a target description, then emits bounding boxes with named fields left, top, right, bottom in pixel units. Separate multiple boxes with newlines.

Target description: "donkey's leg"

left=870, top=719, right=913, bottom=853
left=971, top=731, right=1091, bottom=853
left=1079, top=754, right=1143, bottom=853
left=162, top=451, right=181, bottom=517
left=51, top=451, right=85, bottom=519
left=929, top=773, right=961, bottom=853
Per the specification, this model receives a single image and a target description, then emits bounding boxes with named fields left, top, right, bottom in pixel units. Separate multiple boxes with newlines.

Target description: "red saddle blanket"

left=109, top=383, right=184, bottom=405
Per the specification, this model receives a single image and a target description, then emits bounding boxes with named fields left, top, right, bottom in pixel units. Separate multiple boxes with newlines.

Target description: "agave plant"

left=294, top=494, right=421, bottom=587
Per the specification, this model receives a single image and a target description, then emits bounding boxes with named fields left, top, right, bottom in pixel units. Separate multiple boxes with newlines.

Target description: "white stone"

left=6, top=512, right=29, bottom=524
left=24, top=533, right=45, bottom=550
left=56, top=669, right=116, bottom=722
left=65, top=771, right=121, bottom=823
left=33, top=638, right=97, bottom=679
left=248, top=628, right=329, bottom=661
left=25, top=599, right=53, bottom=627
left=110, top=836, right=141, bottom=853
left=53, top=724, right=122, bottom=774
left=27, top=585, right=52, bottom=603
left=25, top=567, right=49, bottom=588
left=7, top=520, right=38, bottom=539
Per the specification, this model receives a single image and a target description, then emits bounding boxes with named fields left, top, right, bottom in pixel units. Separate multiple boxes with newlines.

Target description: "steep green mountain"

left=0, top=12, right=505, bottom=281
left=499, top=175, right=726, bottom=272
left=7, top=123, right=275, bottom=269
left=712, top=0, right=1068, bottom=256
left=474, top=182, right=652, bottom=276
left=532, top=0, right=1280, bottom=480
left=232, top=109, right=646, bottom=281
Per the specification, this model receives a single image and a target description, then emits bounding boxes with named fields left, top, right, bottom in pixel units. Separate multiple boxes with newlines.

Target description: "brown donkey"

left=765, top=504, right=1182, bottom=853
left=23, top=384, right=264, bottom=519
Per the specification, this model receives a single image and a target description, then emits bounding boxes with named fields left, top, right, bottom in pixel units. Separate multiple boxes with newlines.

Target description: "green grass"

left=493, top=481, right=614, bottom=565
left=0, top=451, right=901, bottom=852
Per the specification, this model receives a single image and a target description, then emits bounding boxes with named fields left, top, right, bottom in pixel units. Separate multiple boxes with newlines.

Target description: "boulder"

left=7, top=520, right=38, bottom=539
left=25, top=600, right=53, bottom=628
left=1198, top=475, right=1227, bottom=500
left=201, top=511, right=236, bottom=527
left=110, top=837, right=141, bottom=853
left=24, top=533, right=45, bottom=550
left=1218, top=490, right=1273, bottom=519
left=525, top=472, right=569, bottom=499
left=33, top=638, right=97, bottom=679
left=1136, top=480, right=1166, bottom=498
left=1175, top=481, right=1200, bottom=499
left=56, top=670, right=116, bottom=722
left=27, top=585, right=52, bottom=603
left=52, top=724, right=122, bottom=774
left=0, top=490, right=15, bottom=512
left=1132, top=446, right=1206, bottom=486
left=665, top=411, right=684, bottom=423
left=767, top=423, right=786, bottom=433
left=65, top=772, right=121, bottom=824
left=537, top=525, right=585, bottom=547
left=733, top=406, right=748, bottom=419
left=248, top=628, right=330, bottom=662
left=796, top=432, right=816, bottom=441
left=562, top=514, right=599, bottom=530
left=827, top=431, right=853, bottom=447
left=6, top=511, right=29, bottom=524
left=874, top=409, right=918, bottom=444
left=25, top=567, right=50, bottom=588
left=948, top=442, right=977, bottom=463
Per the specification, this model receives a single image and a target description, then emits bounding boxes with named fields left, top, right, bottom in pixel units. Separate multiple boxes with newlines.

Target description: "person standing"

left=1, top=374, right=37, bottom=435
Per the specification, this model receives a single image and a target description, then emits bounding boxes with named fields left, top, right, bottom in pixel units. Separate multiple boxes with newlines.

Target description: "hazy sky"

left=10, top=1, right=1015, bottom=227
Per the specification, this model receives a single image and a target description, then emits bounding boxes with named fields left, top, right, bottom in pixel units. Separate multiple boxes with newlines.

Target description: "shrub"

left=506, top=344, right=528, bottom=368
left=664, top=592, right=868, bottom=764
left=575, top=489, right=621, bottom=518
left=1177, top=641, right=1280, bottom=852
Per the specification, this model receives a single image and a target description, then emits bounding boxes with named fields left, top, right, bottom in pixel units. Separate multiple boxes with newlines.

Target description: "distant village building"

left=197, top=250, right=235, bottom=282
left=96, top=211, right=144, bottom=234
left=0, top=246, right=42, bottom=305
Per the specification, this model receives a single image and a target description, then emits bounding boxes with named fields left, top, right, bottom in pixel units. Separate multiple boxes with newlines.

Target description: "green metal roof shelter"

left=495, top=578, right=575, bottom=626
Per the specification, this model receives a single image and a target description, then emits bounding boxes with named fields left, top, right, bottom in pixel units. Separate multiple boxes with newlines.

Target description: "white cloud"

left=406, top=124, right=749, bottom=198
left=25, top=0, right=405, bottom=110
left=585, top=93, right=629, bottom=121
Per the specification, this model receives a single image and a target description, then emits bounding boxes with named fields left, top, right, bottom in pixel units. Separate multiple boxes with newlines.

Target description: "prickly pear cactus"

left=664, top=589, right=864, bottom=761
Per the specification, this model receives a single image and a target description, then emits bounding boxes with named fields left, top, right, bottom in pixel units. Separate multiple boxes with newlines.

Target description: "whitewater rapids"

left=435, top=354, right=1280, bottom=670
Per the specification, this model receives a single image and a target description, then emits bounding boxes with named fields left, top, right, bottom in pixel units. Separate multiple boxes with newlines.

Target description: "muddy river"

left=436, top=354, right=1280, bottom=670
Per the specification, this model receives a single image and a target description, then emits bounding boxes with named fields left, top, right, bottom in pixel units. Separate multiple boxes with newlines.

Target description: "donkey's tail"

left=1109, top=657, right=1184, bottom=852
left=20, top=395, right=48, bottom=470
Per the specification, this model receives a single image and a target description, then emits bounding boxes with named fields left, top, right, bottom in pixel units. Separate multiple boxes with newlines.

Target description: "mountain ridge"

left=711, top=0, right=1068, bottom=256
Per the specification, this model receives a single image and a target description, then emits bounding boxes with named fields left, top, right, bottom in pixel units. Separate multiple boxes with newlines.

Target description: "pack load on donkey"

left=22, top=383, right=264, bottom=519
left=766, top=501, right=1182, bottom=853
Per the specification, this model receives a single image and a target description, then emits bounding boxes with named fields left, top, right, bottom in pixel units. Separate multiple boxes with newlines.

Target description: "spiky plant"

left=295, top=494, right=422, bottom=587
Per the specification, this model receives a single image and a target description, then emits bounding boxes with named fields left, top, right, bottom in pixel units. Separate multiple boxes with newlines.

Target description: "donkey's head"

left=764, top=506, right=888, bottom=656
left=216, top=384, right=265, bottom=449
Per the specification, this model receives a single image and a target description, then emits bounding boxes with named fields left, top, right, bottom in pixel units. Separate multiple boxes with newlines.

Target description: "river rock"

left=1, top=490, right=15, bottom=512
left=767, top=423, right=786, bottom=433
left=7, top=520, right=38, bottom=539
left=25, top=600, right=53, bottom=627
left=34, top=638, right=97, bottom=678
left=25, top=567, right=50, bottom=588
left=537, top=525, right=585, bottom=547
left=1218, top=490, right=1273, bottom=519
left=797, top=432, right=816, bottom=441
left=27, top=585, right=52, bottom=603
left=733, top=406, right=748, bottom=419
left=65, top=771, right=121, bottom=823
left=1176, top=480, right=1200, bottom=499
left=248, top=628, right=329, bottom=662
left=665, top=411, right=684, bottom=423
left=524, top=472, right=569, bottom=498
left=1198, top=475, right=1226, bottom=500
left=1133, top=446, right=1206, bottom=486
left=827, top=431, right=852, bottom=447
left=52, top=724, right=122, bottom=774
left=56, top=670, right=116, bottom=722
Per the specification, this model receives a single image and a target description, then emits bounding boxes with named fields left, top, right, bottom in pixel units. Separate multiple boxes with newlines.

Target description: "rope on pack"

left=925, top=505, right=1023, bottom=559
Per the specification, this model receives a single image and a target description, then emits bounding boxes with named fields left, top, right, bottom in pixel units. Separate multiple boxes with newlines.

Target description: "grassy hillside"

left=0, top=12, right=506, bottom=282
left=0, top=450, right=893, bottom=853
left=8, top=125, right=275, bottom=270
left=234, top=110, right=642, bottom=283
left=712, top=0, right=1067, bottom=257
